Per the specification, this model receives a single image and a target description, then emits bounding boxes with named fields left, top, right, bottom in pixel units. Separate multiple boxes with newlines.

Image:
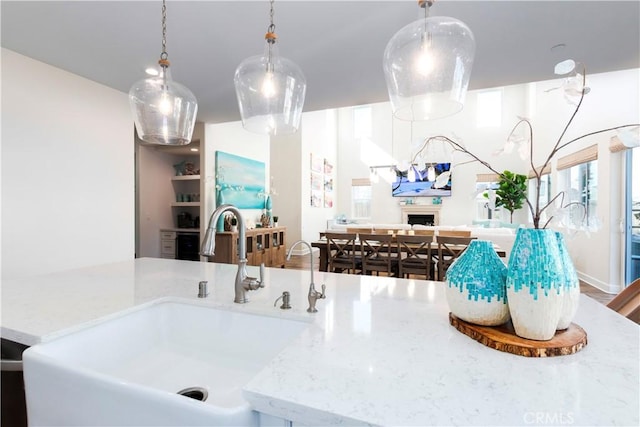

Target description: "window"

left=528, top=174, right=551, bottom=221
left=557, top=145, right=598, bottom=227
left=562, top=160, right=598, bottom=227
left=475, top=174, right=501, bottom=222
left=625, top=147, right=640, bottom=283
left=352, top=179, right=372, bottom=219
left=353, top=105, right=372, bottom=139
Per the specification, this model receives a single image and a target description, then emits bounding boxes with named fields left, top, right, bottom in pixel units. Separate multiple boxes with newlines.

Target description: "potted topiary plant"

left=230, top=217, right=238, bottom=233
left=484, top=170, right=528, bottom=224
left=273, top=216, right=279, bottom=227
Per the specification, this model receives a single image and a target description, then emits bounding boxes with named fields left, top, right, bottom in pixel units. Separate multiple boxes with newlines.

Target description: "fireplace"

left=400, top=205, right=441, bottom=226
left=407, top=214, right=435, bottom=226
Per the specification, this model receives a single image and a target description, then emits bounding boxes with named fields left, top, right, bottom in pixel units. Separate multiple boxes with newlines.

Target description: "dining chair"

left=325, top=232, right=361, bottom=274
left=359, top=233, right=398, bottom=277
left=396, top=234, right=435, bottom=280
left=438, top=230, right=472, bottom=238
left=436, top=235, right=476, bottom=281
left=606, top=278, right=640, bottom=324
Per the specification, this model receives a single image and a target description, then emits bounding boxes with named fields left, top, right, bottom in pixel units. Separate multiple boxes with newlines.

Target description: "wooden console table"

left=209, top=226, right=287, bottom=268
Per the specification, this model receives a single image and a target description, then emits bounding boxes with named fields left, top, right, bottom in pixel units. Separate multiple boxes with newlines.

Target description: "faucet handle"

left=257, top=263, right=266, bottom=288
left=319, top=284, right=326, bottom=299
left=244, top=263, right=266, bottom=290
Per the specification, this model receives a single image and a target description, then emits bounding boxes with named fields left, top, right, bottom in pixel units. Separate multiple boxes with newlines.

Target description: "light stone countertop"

left=2, top=258, right=638, bottom=426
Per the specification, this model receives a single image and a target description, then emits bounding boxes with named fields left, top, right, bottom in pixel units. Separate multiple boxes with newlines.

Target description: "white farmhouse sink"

left=23, top=299, right=310, bottom=426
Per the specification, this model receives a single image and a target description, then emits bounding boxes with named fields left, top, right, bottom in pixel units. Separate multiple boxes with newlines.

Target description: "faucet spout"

left=287, top=240, right=325, bottom=313
left=201, top=204, right=264, bottom=304
left=287, top=240, right=315, bottom=286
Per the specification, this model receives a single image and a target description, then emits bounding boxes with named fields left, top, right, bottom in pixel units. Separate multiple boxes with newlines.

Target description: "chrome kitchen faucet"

left=200, top=204, right=265, bottom=303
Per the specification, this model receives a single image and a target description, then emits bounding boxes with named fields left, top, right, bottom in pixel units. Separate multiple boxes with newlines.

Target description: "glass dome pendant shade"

left=129, top=0, right=197, bottom=146
left=129, top=59, right=198, bottom=145
left=383, top=0, right=475, bottom=121
left=234, top=29, right=306, bottom=135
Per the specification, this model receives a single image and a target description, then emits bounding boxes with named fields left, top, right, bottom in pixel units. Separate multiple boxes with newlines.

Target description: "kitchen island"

left=2, top=258, right=638, bottom=426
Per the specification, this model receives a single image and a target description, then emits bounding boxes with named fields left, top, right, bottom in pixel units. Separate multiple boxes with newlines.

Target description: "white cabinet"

left=160, top=231, right=176, bottom=259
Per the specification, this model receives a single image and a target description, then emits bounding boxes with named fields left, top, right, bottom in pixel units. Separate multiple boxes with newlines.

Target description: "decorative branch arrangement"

left=414, top=67, right=639, bottom=229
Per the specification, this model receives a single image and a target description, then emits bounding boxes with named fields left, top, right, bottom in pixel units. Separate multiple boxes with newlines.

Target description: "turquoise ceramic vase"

left=445, top=240, right=510, bottom=326
left=506, top=228, right=565, bottom=340
left=265, top=195, right=273, bottom=226
left=555, top=232, right=580, bottom=330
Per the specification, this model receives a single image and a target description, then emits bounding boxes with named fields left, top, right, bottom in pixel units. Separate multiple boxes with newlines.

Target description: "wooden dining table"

left=311, top=238, right=506, bottom=273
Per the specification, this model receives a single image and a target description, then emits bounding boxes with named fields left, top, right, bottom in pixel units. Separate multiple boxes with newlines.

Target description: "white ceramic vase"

left=555, top=232, right=580, bottom=330
left=446, top=240, right=510, bottom=326
left=506, top=228, right=565, bottom=341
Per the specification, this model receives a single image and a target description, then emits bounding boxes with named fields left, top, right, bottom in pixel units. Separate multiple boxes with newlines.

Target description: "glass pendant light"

left=129, top=0, right=198, bottom=145
left=383, top=0, right=475, bottom=121
left=234, top=0, right=306, bottom=135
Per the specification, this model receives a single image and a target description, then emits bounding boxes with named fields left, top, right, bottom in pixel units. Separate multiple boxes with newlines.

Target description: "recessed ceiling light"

left=190, top=148, right=199, bottom=152
left=145, top=67, right=159, bottom=76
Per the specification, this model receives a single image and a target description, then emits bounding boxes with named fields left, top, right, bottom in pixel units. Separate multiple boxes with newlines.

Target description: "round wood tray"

left=449, top=313, right=588, bottom=357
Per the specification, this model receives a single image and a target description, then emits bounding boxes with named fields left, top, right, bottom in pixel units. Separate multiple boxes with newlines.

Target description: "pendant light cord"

left=160, top=0, right=169, bottom=64
left=266, top=0, right=277, bottom=42
left=419, top=0, right=432, bottom=55
left=265, top=0, right=277, bottom=72
left=268, top=0, right=275, bottom=34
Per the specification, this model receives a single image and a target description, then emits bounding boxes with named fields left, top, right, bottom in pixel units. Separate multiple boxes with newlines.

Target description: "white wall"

left=1, top=48, right=134, bottom=280
left=269, top=110, right=338, bottom=253
left=136, top=145, right=182, bottom=258
left=271, top=132, right=303, bottom=246
left=300, top=110, right=338, bottom=243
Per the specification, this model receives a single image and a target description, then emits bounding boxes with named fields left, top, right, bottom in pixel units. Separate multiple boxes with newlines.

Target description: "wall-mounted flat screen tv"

left=392, top=163, right=452, bottom=197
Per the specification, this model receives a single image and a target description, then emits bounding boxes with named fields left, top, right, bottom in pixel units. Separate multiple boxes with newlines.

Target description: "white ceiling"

left=2, top=1, right=639, bottom=124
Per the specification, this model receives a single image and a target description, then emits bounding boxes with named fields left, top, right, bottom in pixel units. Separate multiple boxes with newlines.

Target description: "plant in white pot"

left=432, top=64, right=638, bottom=340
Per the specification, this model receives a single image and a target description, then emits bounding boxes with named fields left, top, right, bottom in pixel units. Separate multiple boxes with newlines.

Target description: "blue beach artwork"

left=215, top=151, right=266, bottom=209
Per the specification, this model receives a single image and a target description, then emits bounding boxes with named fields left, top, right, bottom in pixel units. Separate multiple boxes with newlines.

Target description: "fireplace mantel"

left=400, top=205, right=442, bottom=226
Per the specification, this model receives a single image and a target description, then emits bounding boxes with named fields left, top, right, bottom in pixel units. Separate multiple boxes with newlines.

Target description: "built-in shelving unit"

left=171, top=172, right=201, bottom=230
left=168, top=170, right=202, bottom=260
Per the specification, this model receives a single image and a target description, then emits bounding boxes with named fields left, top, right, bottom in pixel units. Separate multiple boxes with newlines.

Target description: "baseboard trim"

left=577, top=271, right=619, bottom=294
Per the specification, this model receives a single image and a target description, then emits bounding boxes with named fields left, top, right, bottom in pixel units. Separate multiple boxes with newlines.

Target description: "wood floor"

left=285, top=254, right=615, bottom=305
